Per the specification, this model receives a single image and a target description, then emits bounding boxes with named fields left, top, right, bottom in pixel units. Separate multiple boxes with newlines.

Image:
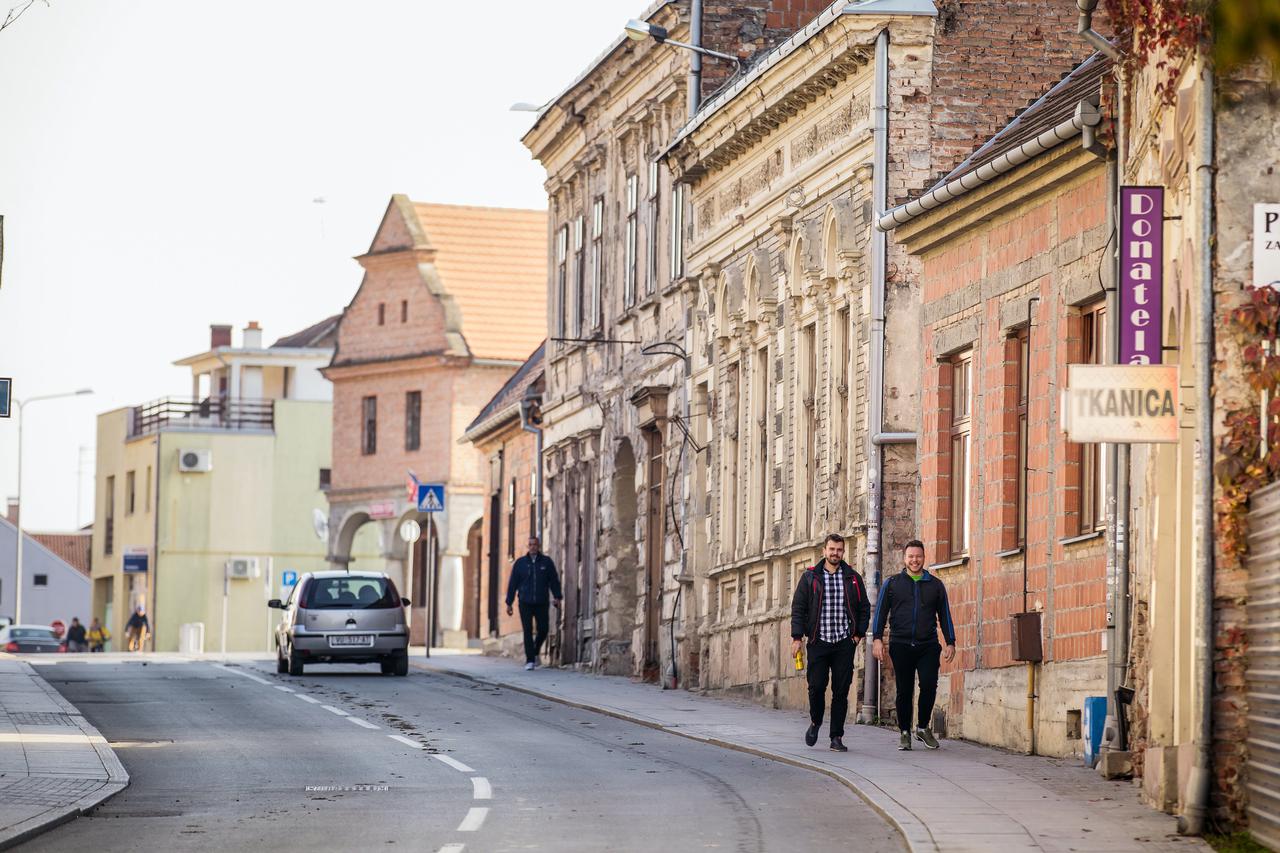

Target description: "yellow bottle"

left=794, top=648, right=804, bottom=671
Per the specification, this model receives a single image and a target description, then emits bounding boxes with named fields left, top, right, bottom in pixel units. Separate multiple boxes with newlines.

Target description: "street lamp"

left=12, top=388, right=93, bottom=625
left=622, top=19, right=744, bottom=69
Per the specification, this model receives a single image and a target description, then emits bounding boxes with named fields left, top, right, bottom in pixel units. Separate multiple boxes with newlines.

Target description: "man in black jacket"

left=505, top=536, right=562, bottom=670
left=790, top=533, right=870, bottom=752
left=872, top=539, right=956, bottom=751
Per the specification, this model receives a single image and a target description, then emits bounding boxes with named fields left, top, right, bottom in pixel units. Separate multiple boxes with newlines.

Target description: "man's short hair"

left=528, top=536, right=541, bottom=543
left=904, top=539, right=925, bottom=552
left=824, top=533, right=845, bottom=546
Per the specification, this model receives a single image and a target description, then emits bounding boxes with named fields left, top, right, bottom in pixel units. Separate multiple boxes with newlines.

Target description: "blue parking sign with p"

left=416, top=483, right=445, bottom=512
left=282, top=570, right=298, bottom=588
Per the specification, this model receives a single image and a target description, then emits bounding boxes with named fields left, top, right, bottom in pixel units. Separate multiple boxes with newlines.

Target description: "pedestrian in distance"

left=872, top=539, right=957, bottom=751
left=87, top=617, right=110, bottom=652
left=790, top=533, right=870, bottom=752
left=125, top=606, right=150, bottom=652
left=505, top=536, right=562, bottom=671
left=65, top=617, right=88, bottom=653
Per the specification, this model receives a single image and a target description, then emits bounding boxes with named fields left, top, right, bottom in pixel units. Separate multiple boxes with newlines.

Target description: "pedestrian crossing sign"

left=416, top=483, right=445, bottom=513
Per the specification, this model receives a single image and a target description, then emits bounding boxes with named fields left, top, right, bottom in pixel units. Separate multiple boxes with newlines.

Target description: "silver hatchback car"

left=270, top=571, right=410, bottom=676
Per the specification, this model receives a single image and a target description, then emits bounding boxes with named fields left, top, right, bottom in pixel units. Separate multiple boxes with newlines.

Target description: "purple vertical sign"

left=1119, top=186, right=1163, bottom=365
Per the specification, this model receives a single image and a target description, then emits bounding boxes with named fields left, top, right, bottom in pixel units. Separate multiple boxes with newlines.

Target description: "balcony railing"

left=129, top=397, right=274, bottom=438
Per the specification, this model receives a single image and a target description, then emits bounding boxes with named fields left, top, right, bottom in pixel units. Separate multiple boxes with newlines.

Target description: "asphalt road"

left=23, top=656, right=905, bottom=853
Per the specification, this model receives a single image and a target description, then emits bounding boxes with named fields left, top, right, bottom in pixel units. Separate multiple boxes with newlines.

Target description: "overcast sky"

left=0, top=0, right=643, bottom=531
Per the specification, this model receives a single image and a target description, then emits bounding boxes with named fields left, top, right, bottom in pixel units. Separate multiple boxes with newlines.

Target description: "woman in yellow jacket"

left=87, top=617, right=110, bottom=652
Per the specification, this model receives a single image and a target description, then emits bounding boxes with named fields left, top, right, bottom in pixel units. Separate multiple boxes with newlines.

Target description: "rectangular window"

left=755, top=346, right=770, bottom=547
left=125, top=470, right=136, bottom=516
left=405, top=390, right=421, bottom=452
left=722, top=362, right=740, bottom=558
left=104, top=475, right=115, bottom=556
left=556, top=225, right=569, bottom=338
left=1016, top=330, right=1029, bottom=547
left=401, top=300, right=408, bottom=323
left=836, top=308, right=850, bottom=476
left=624, top=173, right=638, bottom=307
left=573, top=215, right=586, bottom=336
left=319, top=468, right=331, bottom=490
left=377, top=303, right=385, bottom=326
left=361, top=396, right=377, bottom=456
left=669, top=182, right=685, bottom=281
left=33, top=574, right=47, bottom=587
left=145, top=465, right=152, bottom=513
left=801, top=325, right=818, bottom=529
left=507, top=479, right=516, bottom=559
left=1079, top=302, right=1107, bottom=533
left=950, top=352, right=973, bottom=557
left=646, top=160, right=659, bottom=296
left=591, top=198, right=604, bottom=329
left=530, top=472, right=538, bottom=539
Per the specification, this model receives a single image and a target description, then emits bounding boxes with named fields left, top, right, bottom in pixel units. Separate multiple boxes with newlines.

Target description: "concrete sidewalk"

left=0, top=656, right=128, bottom=850
left=418, top=655, right=1208, bottom=853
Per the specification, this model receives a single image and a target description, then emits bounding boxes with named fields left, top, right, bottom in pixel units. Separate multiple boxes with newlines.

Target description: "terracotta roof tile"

left=29, top=532, right=91, bottom=575
left=411, top=203, right=547, bottom=362
left=463, top=342, right=546, bottom=440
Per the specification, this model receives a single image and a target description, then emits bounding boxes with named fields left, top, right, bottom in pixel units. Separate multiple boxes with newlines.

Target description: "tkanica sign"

left=1119, top=187, right=1163, bottom=365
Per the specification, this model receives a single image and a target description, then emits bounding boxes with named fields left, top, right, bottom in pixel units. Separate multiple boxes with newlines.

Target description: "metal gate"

left=1247, top=480, right=1280, bottom=849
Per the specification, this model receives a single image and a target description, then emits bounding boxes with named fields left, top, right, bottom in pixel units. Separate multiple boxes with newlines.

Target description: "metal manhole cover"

left=8, top=711, right=78, bottom=727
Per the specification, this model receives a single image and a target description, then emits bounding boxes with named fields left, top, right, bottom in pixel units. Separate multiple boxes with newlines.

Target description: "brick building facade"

left=890, top=57, right=1112, bottom=756
left=459, top=344, right=545, bottom=657
left=324, top=196, right=545, bottom=647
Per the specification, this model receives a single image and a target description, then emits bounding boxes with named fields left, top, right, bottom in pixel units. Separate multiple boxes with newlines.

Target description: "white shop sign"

left=1254, top=203, right=1280, bottom=288
left=1061, top=364, right=1180, bottom=444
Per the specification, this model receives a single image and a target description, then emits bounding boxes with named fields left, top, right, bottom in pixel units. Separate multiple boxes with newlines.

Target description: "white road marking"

left=346, top=717, right=379, bottom=730
left=456, top=807, right=489, bottom=832
left=434, top=754, right=475, bottom=773
left=273, top=685, right=295, bottom=693
left=295, top=694, right=322, bottom=705
left=471, top=777, right=492, bottom=800
left=321, top=705, right=349, bottom=717
left=436, top=845, right=466, bottom=853
left=388, top=734, right=425, bottom=750
left=211, top=664, right=270, bottom=685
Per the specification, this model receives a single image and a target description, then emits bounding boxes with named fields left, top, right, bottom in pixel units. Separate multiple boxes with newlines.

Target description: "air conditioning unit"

left=179, top=449, right=213, bottom=473
left=226, top=557, right=260, bottom=580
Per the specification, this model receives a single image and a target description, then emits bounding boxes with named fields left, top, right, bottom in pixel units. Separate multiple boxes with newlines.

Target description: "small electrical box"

left=1010, top=611, right=1043, bottom=662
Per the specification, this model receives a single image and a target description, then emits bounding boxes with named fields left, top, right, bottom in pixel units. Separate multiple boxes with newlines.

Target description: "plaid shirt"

left=818, top=567, right=851, bottom=642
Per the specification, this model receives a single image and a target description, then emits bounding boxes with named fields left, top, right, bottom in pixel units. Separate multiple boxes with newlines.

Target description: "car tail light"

left=4, top=642, right=17, bottom=653
left=58, top=643, right=68, bottom=653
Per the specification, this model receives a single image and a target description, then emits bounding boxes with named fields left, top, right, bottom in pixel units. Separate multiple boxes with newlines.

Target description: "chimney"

left=242, top=321, right=263, bottom=349
left=210, top=324, right=232, bottom=349
left=6, top=497, right=17, bottom=527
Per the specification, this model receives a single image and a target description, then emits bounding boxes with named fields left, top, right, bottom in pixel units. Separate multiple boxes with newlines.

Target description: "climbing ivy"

left=1214, top=287, right=1280, bottom=566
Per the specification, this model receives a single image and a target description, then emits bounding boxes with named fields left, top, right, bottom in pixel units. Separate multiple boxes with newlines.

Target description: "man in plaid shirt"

left=790, top=533, right=870, bottom=751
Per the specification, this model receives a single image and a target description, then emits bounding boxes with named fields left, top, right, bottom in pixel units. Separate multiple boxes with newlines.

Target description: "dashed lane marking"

left=434, top=754, right=475, bottom=773
left=273, top=685, right=295, bottom=693
left=295, top=694, right=322, bottom=705
left=456, top=807, right=489, bottom=832
left=347, top=717, right=380, bottom=730
left=436, top=845, right=466, bottom=853
left=471, top=777, right=492, bottom=800
left=388, top=734, right=426, bottom=750
left=321, top=705, right=350, bottom=717
left=211, top=664, right=270, bottom=685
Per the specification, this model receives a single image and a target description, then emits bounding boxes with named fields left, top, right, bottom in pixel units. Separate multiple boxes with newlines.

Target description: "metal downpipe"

left=1179, top=60, right=1216, bottom=838
left=859, top=27, right=890, bottom=725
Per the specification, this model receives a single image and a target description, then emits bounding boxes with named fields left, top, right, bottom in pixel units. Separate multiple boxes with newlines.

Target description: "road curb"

left=413, top=660, right=935, bottom=853
left=0, top=662, right=131, bottom=851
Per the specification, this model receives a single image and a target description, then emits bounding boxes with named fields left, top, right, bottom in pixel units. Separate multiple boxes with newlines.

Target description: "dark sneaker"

left=916, top=728, right=940, bottom=750
left=805, top=724, right=819, bottom=747
left=898, top=731, right=912, bottom=751
left=830, top=737, right=848, bottom=752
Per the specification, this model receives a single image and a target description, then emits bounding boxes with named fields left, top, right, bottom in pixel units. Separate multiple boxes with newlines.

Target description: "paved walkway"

left=0, top=656, right=128, bottom=849
left=418, top=655, right=1210, bottom=853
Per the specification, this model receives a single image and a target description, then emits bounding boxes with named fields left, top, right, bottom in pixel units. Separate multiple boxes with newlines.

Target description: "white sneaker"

left=524, top=662, right=535, bottom=671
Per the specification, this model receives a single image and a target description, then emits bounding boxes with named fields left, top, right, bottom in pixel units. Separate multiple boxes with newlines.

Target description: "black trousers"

left=806, top=637, right=856, bottom=738
left=518, top=601, right=550, bottom=663
left=888, top=642, right=942, bottom=732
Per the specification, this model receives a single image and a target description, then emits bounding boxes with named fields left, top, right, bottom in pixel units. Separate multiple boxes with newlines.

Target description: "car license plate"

left=329, top=634, right=373, bottom=647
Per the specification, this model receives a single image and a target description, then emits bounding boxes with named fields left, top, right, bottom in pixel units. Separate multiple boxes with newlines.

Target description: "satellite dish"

left=312, top=508, right=329, bottom=542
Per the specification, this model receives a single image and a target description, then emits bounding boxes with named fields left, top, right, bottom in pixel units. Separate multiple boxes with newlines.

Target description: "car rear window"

left=11, top=628, right=56, bottom=639
left=301, top=577, right=400, bottom=609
